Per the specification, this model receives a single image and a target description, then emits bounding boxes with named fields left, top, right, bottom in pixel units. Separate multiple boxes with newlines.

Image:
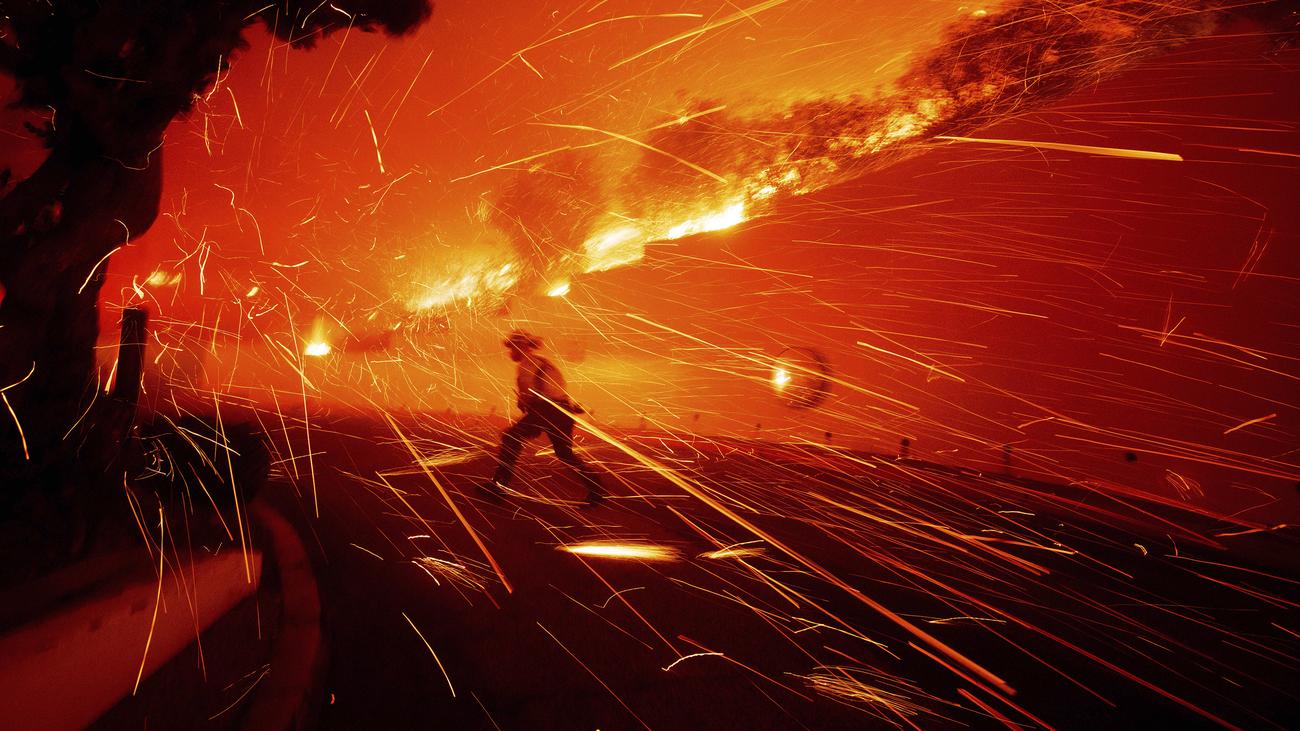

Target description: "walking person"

left=481, top=330, right=605, bottom=506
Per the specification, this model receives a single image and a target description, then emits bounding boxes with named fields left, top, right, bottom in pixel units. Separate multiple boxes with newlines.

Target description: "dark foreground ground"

left=249, top=411, right=1298, bottom=730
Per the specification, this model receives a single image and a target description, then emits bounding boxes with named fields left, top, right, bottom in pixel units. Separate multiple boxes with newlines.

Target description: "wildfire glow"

left=559, top=542, right=681, bottom=561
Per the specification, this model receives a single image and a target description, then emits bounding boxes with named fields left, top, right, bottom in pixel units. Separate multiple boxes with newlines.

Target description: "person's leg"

left=543, top=410, right=604, bottom=499
left=492, top=414, right=542, bottom=487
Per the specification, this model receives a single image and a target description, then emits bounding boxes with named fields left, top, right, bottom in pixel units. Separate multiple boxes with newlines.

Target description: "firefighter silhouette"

left=481, top=330, right=605, bottom=506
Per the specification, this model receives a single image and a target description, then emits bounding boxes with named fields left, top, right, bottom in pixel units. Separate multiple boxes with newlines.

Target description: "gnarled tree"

left=0, top=1, right=432, bottom=491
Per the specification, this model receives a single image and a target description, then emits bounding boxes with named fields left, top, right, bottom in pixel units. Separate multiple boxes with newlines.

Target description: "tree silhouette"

left=0, top=1, right=432, bottom=488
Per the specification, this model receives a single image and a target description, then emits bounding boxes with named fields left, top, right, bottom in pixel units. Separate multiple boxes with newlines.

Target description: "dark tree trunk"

left=0, top=128, right=162, bottom=494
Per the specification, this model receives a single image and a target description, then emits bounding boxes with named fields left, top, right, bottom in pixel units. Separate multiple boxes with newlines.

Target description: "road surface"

left=258, top=411, right=1299, bottom=729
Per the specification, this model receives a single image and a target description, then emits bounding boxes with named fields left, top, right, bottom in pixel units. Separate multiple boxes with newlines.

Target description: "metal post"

left=113, top=307, right=148, bottom=406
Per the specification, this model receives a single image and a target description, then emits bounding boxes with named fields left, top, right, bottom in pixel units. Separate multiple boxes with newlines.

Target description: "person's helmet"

left=503, top=329, right=543, bottom=351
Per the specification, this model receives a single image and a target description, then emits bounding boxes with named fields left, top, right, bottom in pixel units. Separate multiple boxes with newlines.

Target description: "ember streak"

left=2, top=1, right=1298, bottom=728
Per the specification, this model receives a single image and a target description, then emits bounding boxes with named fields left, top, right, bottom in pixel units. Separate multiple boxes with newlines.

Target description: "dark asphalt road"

left=261, top=412, right=1300, bottom=730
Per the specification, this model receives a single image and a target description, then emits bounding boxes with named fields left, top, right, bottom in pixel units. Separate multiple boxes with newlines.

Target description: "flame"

left=407, top=260, right=518, bottom=312
left=582, top=224, right=643, bottom=273
left=304, top=316, right=331, bottom=357
left=583, top=201, right=748, bottom=274
left=663, top=201, right=746, bottom=240
left=559, top=541, right=681, bottom=561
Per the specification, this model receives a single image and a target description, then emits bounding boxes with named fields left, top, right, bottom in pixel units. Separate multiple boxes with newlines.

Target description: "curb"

left=241, top=500, right=325, bottom=731
left=0, top=546, right=261, bottom=730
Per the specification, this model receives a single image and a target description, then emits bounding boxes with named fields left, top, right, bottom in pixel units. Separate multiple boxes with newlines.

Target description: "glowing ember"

left=936, top=135, right=1183, bottom=161
left=772, top=367, right=792, bottom=391
left=145, top=270, right=181, bottom=287
left=700, top=543, right=766, bottom=559
left=546, top=281, right=571, bottom=298
left=559, top=542, right=681, bottom=561
left=411, top=555, right=491, bottom=592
